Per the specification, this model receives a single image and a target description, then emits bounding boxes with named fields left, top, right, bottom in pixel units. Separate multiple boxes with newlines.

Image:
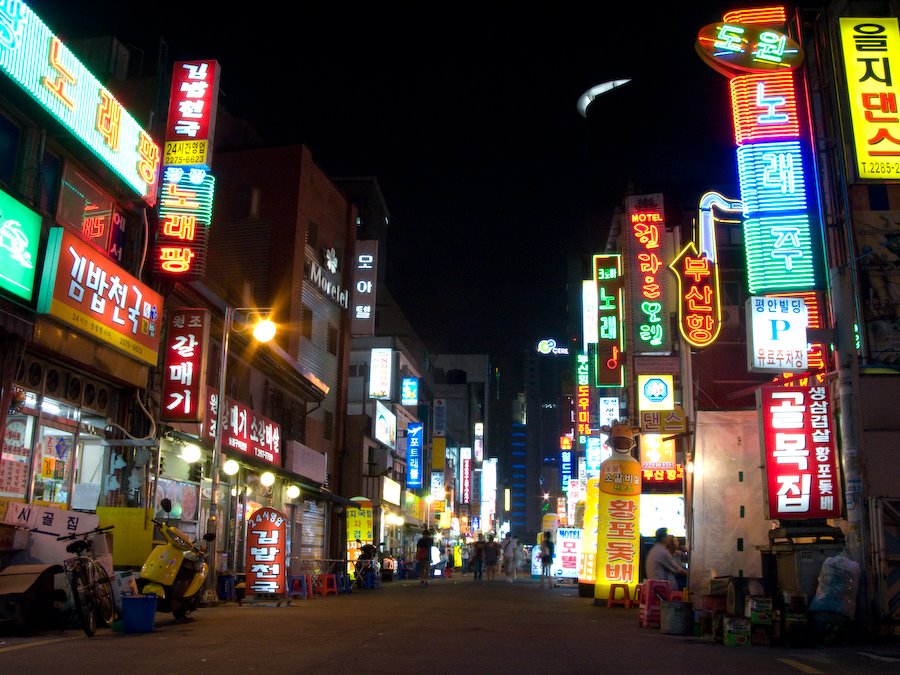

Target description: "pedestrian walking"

left=484, top=533, right=501, bottom=581
left=470, top=533, right=485, bottom=581
left=416, top=527, right=434, bottom=585
left=461, top=539, right=471, bottom=575
left=539, top=531, right=555, bottom=588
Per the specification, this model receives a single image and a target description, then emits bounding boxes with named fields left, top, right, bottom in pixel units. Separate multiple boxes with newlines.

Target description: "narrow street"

left=1, top=574, right=898, bottom=674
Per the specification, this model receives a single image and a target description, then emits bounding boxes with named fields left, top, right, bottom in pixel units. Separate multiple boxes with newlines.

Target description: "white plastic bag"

left=809, top=554, right=860, bottom=618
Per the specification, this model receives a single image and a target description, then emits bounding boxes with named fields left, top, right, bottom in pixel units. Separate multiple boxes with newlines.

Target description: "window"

left=327, top=324, right=338, bottom=355
left=324, top=410, right=334, bottom=441
left=300, top=303, right=313, bottom=339
left=307, top=221, right=318, bottom=249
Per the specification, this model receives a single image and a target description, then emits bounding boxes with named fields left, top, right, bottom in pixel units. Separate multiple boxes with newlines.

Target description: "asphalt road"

left=1, top=573, right=898, bottom=674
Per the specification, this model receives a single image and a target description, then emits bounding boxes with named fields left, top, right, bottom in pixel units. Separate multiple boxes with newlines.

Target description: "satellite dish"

left=577, top=79, right=632, bottom=118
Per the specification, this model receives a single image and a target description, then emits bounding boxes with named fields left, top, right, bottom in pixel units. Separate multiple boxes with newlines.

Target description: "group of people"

left=645, top=527, right=688, bottom=591
left=463, top=532, right=520, bottom=581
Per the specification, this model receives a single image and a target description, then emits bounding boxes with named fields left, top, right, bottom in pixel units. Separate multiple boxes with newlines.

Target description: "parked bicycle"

left=57, top=525, right=116, bottom=636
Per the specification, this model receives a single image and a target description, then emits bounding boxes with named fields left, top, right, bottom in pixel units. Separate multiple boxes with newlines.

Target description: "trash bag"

left=809, top=554, right=860, bottom=619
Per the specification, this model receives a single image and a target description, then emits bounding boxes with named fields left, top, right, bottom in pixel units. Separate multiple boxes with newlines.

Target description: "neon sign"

left=152, top=168, right=214, bottom=278
left=696, top=18, right=804, bottom=75
left=625, top=194, right=671, bottom=353
left=575, top=353, right=592, bottom=446
left=164, top=60, right=221, bottom=170
left=593, top=254, right=624, bottom=386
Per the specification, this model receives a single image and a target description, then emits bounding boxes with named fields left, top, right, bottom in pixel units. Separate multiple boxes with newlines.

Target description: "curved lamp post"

left=208, top=306, right=276, bottom=598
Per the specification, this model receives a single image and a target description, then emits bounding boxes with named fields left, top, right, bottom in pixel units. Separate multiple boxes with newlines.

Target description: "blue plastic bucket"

left=122, top=594, right=157, bottom=633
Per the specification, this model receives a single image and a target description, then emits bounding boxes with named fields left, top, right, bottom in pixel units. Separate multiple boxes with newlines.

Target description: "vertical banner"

left=160, top=308, right=210, bottom=422
left=245, top=507, right=287, bottom=596
left=433, top=399, right=447, bottom=437
left=368, top=348, right=393, bottom=399
left=460, top=447, right=472, bottom=504
left=406, top=422, right=423, bottom=489
left=346, top=497, right=373, bottom=577
left=593, top=255, right=625, bottom=386
left=351, top=240, right=378, bottom=335
left=758, top=384, right=842, bottom=519
left=594, top=452, right=641, bottom=604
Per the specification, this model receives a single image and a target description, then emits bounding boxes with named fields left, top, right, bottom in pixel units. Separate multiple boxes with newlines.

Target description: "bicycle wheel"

left=70, top=564, right=96, bottom=637
left=93, top=561, right=116, bottom=626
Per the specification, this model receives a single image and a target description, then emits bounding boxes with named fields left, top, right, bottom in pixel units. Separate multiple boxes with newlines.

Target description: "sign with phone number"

left=164, top=140, right=210, bottom=167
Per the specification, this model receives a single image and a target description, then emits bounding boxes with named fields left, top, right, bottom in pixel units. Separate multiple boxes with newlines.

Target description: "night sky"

left=28, top=1, right=810, bottom=375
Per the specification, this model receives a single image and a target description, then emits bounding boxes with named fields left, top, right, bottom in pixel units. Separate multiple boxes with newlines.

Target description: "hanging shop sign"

left=746, top=295, right=809, bottom=372
left=696, top=15, right=804, bottom=76
left=152, top=168, right=215, bottom=279
left=474, top=422, right=484, bottom=463
left=582, top=279, right=599, bottom=348
left=433, top=398, right=447, bottom=438
left=163, top=60, right=221, bottom=170
left=460, top=447, right=472, bottom=504
left=373, top=400, right=396, bottom=450
left=575, top=353, right=592, bottom=451
left=350, top=240, right=378, bottom=335
left=401, top=376, right=418, bottom=406
left=636, top=374, right=675, bottom=413
left=205, top=386, right=281, bottom=465
left=0, top=2, right=159, bottom=204
left=37, top=227, right=163, bottom=365
left=559, top=450, right=574, bottom=492
left=245, top=507, right=286, bottom=596
left=758, top=384, right=842, bottom=520
left=55, top=165, right=127, bottom=263
left=625, top=193, right=672, bottom=354
left=160, top=308, right=210, bottom=423
left=368, top=347, right=393, bottom=399
left=406, top=422, right=423, bottom=489
left=838, top=18, right=900, bottom=181
left=592, top=254, right=624, bottom=387
left=0, top=187, right=41, bottom=305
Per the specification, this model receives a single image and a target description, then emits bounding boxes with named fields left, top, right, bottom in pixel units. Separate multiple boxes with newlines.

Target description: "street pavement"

left=1, top=571, right=898, bottom=674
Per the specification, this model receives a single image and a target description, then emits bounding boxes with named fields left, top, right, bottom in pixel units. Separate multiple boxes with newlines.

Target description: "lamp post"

left=424, top=495, right=435, bottom=530
left=208, top=306, right=276, bottom=599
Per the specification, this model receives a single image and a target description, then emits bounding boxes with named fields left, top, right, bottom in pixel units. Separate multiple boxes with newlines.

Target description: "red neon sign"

left=245, top=507, right=287, bottom=596
left=160, top=309, right=210, bottom=423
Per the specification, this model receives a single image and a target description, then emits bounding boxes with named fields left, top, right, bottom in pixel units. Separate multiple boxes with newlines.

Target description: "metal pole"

left=208, top=305, right=232, bottom=598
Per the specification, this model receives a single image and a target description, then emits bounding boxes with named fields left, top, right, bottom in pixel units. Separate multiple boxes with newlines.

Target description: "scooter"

left=137, top=498, right=215, bottom=619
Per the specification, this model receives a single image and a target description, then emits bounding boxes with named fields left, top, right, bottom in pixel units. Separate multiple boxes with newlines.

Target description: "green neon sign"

left=0, top=188, right=41, bottom=303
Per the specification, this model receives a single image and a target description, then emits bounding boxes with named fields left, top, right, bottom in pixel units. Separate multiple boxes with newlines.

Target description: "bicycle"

left=57, top=525, right=116, bottom=636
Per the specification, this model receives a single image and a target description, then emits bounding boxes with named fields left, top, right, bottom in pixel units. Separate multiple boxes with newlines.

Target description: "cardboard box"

left=723, top=617, right=751, bottom=646
left=745, top=596, right=773, bottom=624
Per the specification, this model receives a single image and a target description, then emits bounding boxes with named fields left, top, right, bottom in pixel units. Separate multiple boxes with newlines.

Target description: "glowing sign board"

left=160, top=308, right=210, bottom=423
left=0, top=2, right=159, bottom=204
left=152, top=168, right=214, bottom=279
left=351, top=240, right=378, bottom=335
left=637, top=374, right=674, bottom=413
left=575, top=353, right=592, bottom=445
left=594, top=453, right=641, bottom=603
left=37, top=227, right=163, bottom=365
left=746, top=295, right=809, bottom=372
left=373, top=400, right=396, bottom=450
left=0, top=187, right=41, bottom=304
left=839, top=18, right=900, bottom=180
left=696, top=19, right=804, bottom=76
left=368, top=348, right=393, bottom=399
left=758, top=384, right=841, bottom=519
left=474, top=422, right=484, bottom=462
left=205, top=386, right=281, bottom=465
left=163, top=60, right=220, bottom=170
left=406, top=422, right=423, bottom=489
left=461, top=447, right=472, bottom=504
left=401, top=376, right=418, bottom=406
left=592, top=254, right=624, bottom=386
left=625, top=194, right=671, bottom=353
left=245, top=507, right=287, bottom=596
left=583, top=279, right=598, bottom=348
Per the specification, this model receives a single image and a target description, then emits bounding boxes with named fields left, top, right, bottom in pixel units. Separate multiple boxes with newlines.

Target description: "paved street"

left=1, top=573, right=898, bottom=674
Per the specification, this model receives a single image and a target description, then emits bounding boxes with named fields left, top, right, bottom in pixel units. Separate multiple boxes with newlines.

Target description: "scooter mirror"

left=160, top=497, right=173, bottom=514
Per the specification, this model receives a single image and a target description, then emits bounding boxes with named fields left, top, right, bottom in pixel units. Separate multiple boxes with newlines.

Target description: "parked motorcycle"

left=137, top=498, right=215, bottom=619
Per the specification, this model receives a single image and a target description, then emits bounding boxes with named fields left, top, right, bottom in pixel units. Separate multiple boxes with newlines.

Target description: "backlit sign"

left=373, top=400, right=396, bottom=450
left=461, top=447, right=472, bottom=504
left=206, top=386, right=282, bottom=465
left=474, top=422, right=484, bottom=462
left=746, top=295, right=808, bottom=372
left=433, top=398, right=446, bottom=437
left=160, top=308, right=210, bottom=423
left=164, top=60, right=220, bottom=170
left=625, top=194, right=671, bottom=354
left=575, top=354, right=592, bottom=446
left=839, top=18, right=900, bottom=180
left=560, top=450, right=573, bottom=491
left=406, top=422, right=423, bottom=489
left=593, top=254, right=624, bottom=386
left=582, top=279, right=598, bottom=348
left=537, top=338, right=569, bottom=355
left=245, top=507, right=286, bottom=596
left=152, top=168, right=215, bottom=278
left=637, top=374, right=674, bottom=413
left=401, top=376, right=418, bottom=406
left=696, top=18, right=804, bottom=75
left=368, top=348, right=392, bottom=399
left=37, top=227, right=163, bottom=365
left=758, top=384, right=841, bottom=519
left=0, top=187, right=41, bottom=304
left=0, top=2, right=159, bottom=204
left=351, top=240, right=378, bottom=335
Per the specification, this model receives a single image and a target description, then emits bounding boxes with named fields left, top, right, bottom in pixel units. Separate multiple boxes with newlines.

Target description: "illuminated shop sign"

left=37, top=227, right=163, bottom=365
left=351, top=240, right=378, bottom=335
left=368, top=348, right=393, bottom=399
left=373, top=400, right=396, bottom=450
left=163, top=60, right=220, bottom=170
left=401, top=376, right=418, bottom=406
left=406, top=422, right=423, bottom=489
left=578, top=477, right=600, bottom=585
left=245, top=507, right=286, bottom=596
left=696, top=15, right=804, bottom=75
left=554, top=528, right=582, bottom=580
left=306, top=246, right=348, bottom=309
left=758, top=384, right=841, bottom=520
left=595, top=453, right=641, bottom=602
left=839, top=18, right=900, bottom=180
left=461, top=447, right=472, bottom=504
left=575, top=354, right=591, bottom=447
left=582, top=279, right=598, bottom=348
left=537, top=338, right=569, bottom=355
left=474, top=422, right=484, bottom=462
left=637, top=374, right=674, bottom=413
left=205, top=386, right=282, bottom=465
left=639, top=434, right=675, bottom=471
left=592, top=254, right=624, bottom=386
left=160, top=308, right=210, bottom=423
left=746, top=295, right=808, bottom=372
left=57, top=165, right=126, bottom=262
left=625, top=194, right=671, bottom=354
left=560, top=449, right=573, bottom=491
left=0, top=2, right=159, bottom=204
left=0, top=187, right=41, bottom=304
left=152, top=168, right=215, bottom=278
left=433, top=398, right=446, bottom=438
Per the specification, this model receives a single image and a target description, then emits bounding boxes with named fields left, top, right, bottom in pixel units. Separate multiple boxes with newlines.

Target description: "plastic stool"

left=669, top=590, right=684, bottom=602
left=338, top=574, right=352, bottom=594
left=320, top=573, right=338, bottom=596
left=607, top=583, right=633, bottom=608
left=633, top=585, right=641, bottom=605
left=287, top=575, right=309, bottom=600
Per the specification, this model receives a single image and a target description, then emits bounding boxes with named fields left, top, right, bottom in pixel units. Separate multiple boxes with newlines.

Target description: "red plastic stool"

left=320, top=573, right=338, bottom=596
left=607, top=583, right=633, bottom=608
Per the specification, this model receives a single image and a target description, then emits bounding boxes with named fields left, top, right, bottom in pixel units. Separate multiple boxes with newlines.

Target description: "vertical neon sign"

left=593, top=254, right=624, bottom=387
left=625, top=194, right=671, bottom=354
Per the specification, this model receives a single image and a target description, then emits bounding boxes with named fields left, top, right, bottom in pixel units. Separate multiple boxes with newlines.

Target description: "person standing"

left=484, top=533, right=501, bottom=581
left=416, top=527, right=434, bottom=585
left=503, top=534, right=520, bottom=582
left=470, top=534, right=485, bottom=581
left=461, top=539, right=471, bottom=575
left=646, top=527, right=686, bottom=591
left=539, top=531, right=555, bottom=588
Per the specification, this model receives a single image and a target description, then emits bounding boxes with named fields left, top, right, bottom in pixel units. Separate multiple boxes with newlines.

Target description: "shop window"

left=0, top=414, right=35, bottom=499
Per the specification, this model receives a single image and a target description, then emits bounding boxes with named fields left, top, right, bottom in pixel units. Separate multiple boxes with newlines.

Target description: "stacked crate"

left=638, top=579, right=670, bottom=628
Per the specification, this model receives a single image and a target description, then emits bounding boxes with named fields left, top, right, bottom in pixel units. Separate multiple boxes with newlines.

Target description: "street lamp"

left=424, top=495, right=435, bottom=529
left=208, top=306, right=276, bottom=598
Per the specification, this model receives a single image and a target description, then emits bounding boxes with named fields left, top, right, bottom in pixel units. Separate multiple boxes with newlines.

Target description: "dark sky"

left=29, top=1, right=794, bottom=367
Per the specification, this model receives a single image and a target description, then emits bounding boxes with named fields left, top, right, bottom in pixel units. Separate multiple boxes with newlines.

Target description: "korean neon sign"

left=160, top=309, right=210, bottom=423
left=575, top=353, right=591, bottom=446
left=245, top=507, right=286, bottom=596
left=164, top=60, right=220, bottom=170
left=0, top=2, right=159, bottom=204
left=205, top=386, right=282, bottom=465
left=758, top=384, right=841, bottom=519
left=839, top=18, right=900, bottom=180
left=625, top=194, right=671, bottom=353
left=696, top=14, right=804, bottom=75
left=153, top=168, right=215, bottom=278
left=592, top=254, right=624, bottom=386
